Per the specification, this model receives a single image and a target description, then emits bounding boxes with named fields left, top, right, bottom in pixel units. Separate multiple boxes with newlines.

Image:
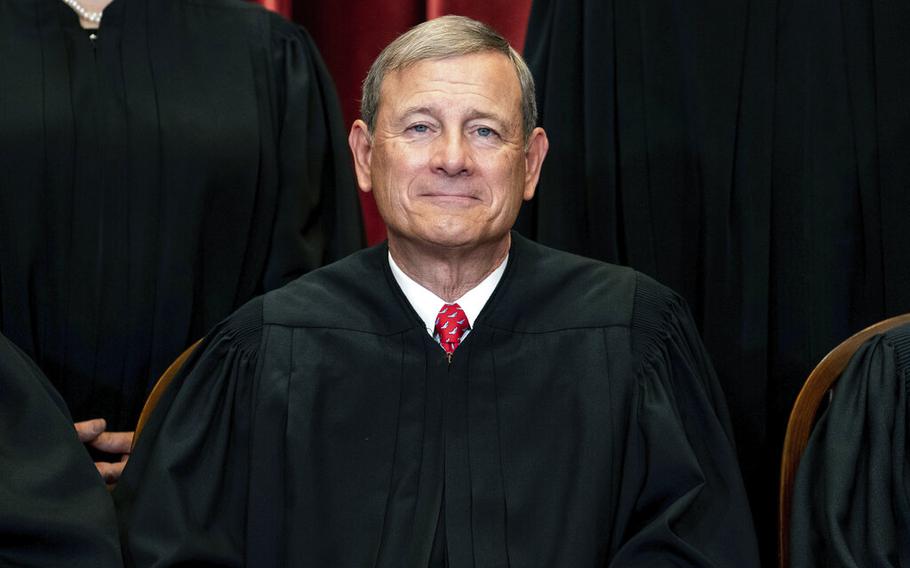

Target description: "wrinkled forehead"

left=377, top=52, right=522, bottom=122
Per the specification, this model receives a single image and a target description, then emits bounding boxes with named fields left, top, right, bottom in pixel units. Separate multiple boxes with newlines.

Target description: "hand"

left=74, top=418, right=134, bottom=486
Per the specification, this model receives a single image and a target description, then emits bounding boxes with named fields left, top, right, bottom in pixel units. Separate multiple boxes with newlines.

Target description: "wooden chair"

left=778, top=313, right=910, bottom=568
left=132, top=338, right=203, bottom=450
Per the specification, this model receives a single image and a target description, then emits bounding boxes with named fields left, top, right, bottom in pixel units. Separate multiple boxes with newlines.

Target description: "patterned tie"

left=434, top=303, right=471, bottom=356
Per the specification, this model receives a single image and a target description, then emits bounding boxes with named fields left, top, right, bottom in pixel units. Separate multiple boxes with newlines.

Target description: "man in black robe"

left=791, top=322, right=910, bottom=567
left=0, top=332, right=121, bottom=568
left=115, top=15, right=760, bottom=566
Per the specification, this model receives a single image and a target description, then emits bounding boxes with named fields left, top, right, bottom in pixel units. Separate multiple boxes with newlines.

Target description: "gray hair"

left=360, top=15, right=538, bottom=143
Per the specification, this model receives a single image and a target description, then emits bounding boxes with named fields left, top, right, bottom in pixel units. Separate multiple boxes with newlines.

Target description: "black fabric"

left=0, top=332, right=121, bottom=567
left=0, top=0, right=362, bottom=432
left=519, top=0, right=910, bottom=559
left=791, top=324, right=910, bottom=567
left=115, top=233, right=759, bottom=567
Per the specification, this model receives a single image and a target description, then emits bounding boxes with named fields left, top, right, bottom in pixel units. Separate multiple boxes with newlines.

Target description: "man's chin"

left=416, top=227, right=509, bottom=253
left=417, top=232, right=475, bottom=250
left=388, top=219, right=509, bottom=253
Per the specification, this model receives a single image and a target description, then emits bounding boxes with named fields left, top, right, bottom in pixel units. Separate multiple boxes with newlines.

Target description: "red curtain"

left=253, top=0, right=532, bottom=245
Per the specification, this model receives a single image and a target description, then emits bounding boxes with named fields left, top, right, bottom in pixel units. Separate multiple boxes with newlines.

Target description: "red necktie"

left=434, top=303, right=470, bottom=355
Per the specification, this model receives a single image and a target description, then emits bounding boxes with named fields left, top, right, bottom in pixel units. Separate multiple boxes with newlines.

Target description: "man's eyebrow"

left=393, top=106, right=515, bottom=131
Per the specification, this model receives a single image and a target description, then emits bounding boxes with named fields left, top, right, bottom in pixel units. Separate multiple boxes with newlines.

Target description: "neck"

left=64, top=0, right=114, bottom=29
left=389, top=234, right=511, bottom=303
left=82, top=0, right=114, bottom=9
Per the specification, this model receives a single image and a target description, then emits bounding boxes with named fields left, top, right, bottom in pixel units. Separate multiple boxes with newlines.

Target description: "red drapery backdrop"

left=253, top=0, right=533, bottom=245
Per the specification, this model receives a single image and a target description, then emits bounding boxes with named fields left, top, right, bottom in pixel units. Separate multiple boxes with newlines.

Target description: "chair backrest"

left=778, top=313, right=910, bottom=568
left=132, top=338, right=203, bottom=450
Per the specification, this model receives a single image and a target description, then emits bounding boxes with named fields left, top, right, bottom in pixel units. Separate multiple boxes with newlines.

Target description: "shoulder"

left=177, top=0, right=271, bottom=16
left=852, top=321, right=910, bottom=379
left=173, top=0, right=269, bottom=21
left=197, top=293, right=267, bottom=357
left=260, top=244, right=411, bottom=335
left=0, top=333, right=72, bottom=419
left=485, top=233, right=681, bottom=334
left=882, top=322, right=910, bottom=360
left=174, top=0, right=312, bottom=46
left=627, top=270, right=694, bottom=361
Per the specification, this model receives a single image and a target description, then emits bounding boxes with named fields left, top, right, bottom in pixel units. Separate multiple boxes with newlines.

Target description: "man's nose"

left=430, top=130, right=473, bottom=176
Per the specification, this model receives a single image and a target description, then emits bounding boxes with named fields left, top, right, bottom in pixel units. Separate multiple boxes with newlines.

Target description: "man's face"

left=350, top=51, right=547, bottom=253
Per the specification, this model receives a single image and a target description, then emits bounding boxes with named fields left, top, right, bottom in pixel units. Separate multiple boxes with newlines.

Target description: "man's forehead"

left=378, top=53, right=521, bottom=115
left=389, top=51, right=514, bottom=80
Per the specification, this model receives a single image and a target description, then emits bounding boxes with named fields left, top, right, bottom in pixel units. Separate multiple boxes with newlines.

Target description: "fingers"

left=95, top=459, right=127, bottom=485
left=74, top=418, right=107, bottom=443
left=77, top=420, right=132, bottom=486
left=76, top=419, right=134, bottom=453
left=88, top=431, right=134, bottom=454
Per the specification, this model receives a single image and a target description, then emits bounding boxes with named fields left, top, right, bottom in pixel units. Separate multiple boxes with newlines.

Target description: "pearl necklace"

left=60, top=0, right=103, bottom=24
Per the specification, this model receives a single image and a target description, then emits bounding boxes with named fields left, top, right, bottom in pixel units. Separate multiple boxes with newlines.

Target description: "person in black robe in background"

left=115, top=16, right=760, bottom=566
left=518, top=1, right=910, bottom=561
left=791, top=323, right=910, bottom=567
left=0, top=0, right=361, bottom=482
left=0, top=332, right=121, bottom=567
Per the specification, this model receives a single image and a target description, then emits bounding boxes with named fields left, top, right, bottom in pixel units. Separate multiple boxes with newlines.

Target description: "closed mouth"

left=420, top=192, right=479, bottom=201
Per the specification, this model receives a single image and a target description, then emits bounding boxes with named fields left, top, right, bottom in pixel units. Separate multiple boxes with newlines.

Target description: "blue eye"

left=477, top=127, right=493, bottom=137
left=412, top=124, right=428, bottom=133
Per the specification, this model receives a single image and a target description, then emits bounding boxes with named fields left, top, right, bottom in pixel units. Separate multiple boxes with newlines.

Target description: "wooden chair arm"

left=132, top=338, right=203, bottom=450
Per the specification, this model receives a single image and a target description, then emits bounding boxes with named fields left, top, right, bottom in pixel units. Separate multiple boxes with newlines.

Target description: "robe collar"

left=387, top=252, right=508, bottom=338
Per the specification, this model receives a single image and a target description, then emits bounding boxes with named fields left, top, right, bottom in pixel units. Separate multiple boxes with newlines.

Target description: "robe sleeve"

left=609, top=276, right=760, bottom=566
left=790, top=325, right=910, bottom=567
left=113, top=299, right=267, bottom=568
left=262, top=17, right=362, bottom=290
left=0, top=333, right=122, bottom=568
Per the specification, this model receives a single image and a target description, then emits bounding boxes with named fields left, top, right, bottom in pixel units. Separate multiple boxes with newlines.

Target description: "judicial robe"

left=115, top=233, right=760, bottom=567
left=521, top=2, right=910, bottom=562
left=791, top=324, right=910, bottom=567
left=0, top=0, right=362, bottom=432
left=0, top=332, right=121, bottom=567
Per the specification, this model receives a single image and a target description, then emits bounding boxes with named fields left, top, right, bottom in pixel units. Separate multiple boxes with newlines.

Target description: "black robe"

left=115, top=233, right=759, bottom=567
left=0, top=332, right=121, bottom=567
left=791, top=323, right=910, bottom=567
left=520, top=1, right=910, bottom=561
left=0, top=0, right=362, bottom=432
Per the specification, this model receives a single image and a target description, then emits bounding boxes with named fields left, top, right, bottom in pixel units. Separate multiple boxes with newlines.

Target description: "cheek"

left=372, top=150, right=423, bottom=216
left=489, top=158, right=526, bottom=211
left=380, top=146, right=425, bottom=182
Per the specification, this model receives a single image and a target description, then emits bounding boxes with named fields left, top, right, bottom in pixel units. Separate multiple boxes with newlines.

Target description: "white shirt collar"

left=388, top=252, right=508, bottom=337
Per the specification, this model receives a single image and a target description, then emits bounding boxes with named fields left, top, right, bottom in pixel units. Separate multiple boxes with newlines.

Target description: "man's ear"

left=348, top=119, right=374, bottom=193
left=522, top=127, right=549, bottom=201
